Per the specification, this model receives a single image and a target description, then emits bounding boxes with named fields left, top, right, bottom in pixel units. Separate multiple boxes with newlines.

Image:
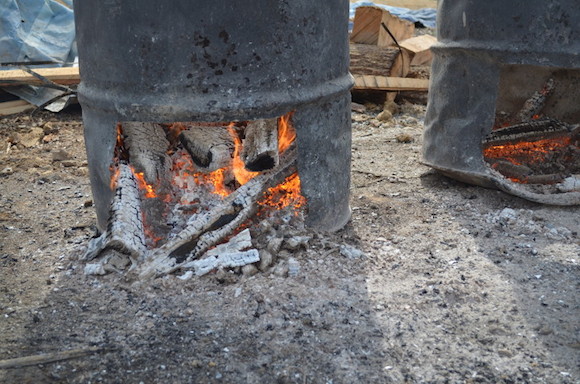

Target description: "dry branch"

left=0, top=347, right=106, bottom=369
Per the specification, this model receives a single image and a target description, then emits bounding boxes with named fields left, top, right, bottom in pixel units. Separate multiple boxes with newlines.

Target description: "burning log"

left=136, top=146, right=298, bottom=279
left=122, top=121, right=173, bottom=242
left=241, top=118, right=279, bottom=171
left=178, top=124, right=234, bottom=172
left=484, top=118, right=570, bottom=146
left=484, top=118, right=580, bottom=185
left=122, top=122, right=171, bottom=184
left=516, top=78, right=555, bottom=122
left=82, top=162, right=147, bottom=262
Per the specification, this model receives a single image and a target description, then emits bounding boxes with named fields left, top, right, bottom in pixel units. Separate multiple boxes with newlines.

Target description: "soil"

left=0, top=98, right=578, bottom=384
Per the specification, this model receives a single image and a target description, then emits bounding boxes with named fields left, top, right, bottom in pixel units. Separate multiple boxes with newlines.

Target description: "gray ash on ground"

left=0, top=104, right=578, bottom=383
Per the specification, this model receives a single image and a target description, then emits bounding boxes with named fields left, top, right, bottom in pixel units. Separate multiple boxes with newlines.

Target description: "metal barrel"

left=73, top=1, right=353, bottom=230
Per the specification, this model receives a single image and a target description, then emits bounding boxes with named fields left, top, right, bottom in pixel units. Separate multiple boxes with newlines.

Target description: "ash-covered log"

left=82, top=162, right=147, bottom=262
left=517, top=78, right=555, bottom=122
left=484, top=118, right=570, bottom=146
left=137, top=146, right=298, bottom=279
left=179, top=124, right=234, bottom=172
left=241, top=118, right=279, bottom=171
left=122, top=122, right=171, bottom=184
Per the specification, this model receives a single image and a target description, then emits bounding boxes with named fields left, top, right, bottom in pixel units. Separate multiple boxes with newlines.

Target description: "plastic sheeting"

left=0, top=0, right=76, bottom=111
left=350, top=1, right=437, bottom=28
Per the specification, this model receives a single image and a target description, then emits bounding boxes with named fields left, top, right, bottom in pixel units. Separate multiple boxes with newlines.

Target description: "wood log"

left=350, top=6, right=415, bottom=47
left=517, top=78, right=556, bottom=122
left=0, top=67, right=80, bottom=87
left=483, top=118, right=569, bottom=146
left=353, top=75, right=430, bottom=91
left=350, top=43, right=410, bottom=78
left=122, top=122, right=173, bottom=241
left=82, top=162, right=147, bottom=261
left=179, top=124, right=234, bottom=172
left=241, top=118, right=279, bottom=171
left=121, top=122, right=171, bottom=185
left=399, top=35, right=437, bottom=66
left=137, top=147, right=298, bottom=279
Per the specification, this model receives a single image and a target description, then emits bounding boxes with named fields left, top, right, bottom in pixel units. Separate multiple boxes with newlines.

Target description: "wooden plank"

left=352, top=75, right=430, bottom=92
left=349, top=0, right=437, bottom=10
left=0, top=67, right=80, bottom=87
left=350, top=43, right=410, bottom=78
left=350, top=6, right=415, bottom=47
left=399, top=35, right=438, bottom=65
left=0, top=99, right=35, bottom=116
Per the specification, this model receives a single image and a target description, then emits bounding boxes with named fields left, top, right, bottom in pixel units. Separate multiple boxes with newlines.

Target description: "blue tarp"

left=350, top=1, right=437, bottom=29
left=0, top=0, right=76, bottom=65
left=0, top=0, right=76, bottom=111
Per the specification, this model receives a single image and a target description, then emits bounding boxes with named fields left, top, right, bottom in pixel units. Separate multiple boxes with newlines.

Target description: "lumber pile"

left=350, top=6, right=436, bottom=95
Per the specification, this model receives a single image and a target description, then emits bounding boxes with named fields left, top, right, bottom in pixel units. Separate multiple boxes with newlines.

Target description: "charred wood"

left=179, top=124, right=234, bottom=172
left=484, top=118, right=570, bottom=146
left=121, top=122, right=171, bottom=185
left=137, top=146, right=298, bottom=279
left=517, top=78, right=555, bottom=122
left=181, top=229, right=259, bottom=276
left=82, top=162, right=147, bottom=262
left=241, top=118, right=279, bottom=171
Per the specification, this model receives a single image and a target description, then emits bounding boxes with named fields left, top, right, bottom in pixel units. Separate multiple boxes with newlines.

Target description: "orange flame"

left=278, top=112, right=296, bottom=153
left=132, top=169, right=158, bottom=198
left=258, top=173, right=305, bottom=213
left=227, top=123, right=259, bottom=185
left=109, top=167, right=121, bottom=190
left=194, top=168, right=230, bottom=197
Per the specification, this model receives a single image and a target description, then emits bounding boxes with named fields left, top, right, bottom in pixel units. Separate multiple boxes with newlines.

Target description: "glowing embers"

left=483, top=74, right=580, bottom=187
left=483, top=119, right=580, bottom=184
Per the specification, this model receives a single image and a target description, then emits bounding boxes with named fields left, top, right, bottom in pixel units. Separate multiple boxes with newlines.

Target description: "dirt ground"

left=0, top=95, right=578, bottom=384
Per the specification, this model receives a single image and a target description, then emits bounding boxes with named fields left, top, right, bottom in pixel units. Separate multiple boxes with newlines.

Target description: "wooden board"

left=0, top=67, right=80, bottom=87
left=350, top=6, right=415, bottom=47
left=350, top=0, right=436, bottom=10
left=399, top=35, right=438, bottom=65
left=0, top=99, right=35, bottom=116
left=353, top=75, right=430, bottom=92
left=350, top=43, right=410, bottom=78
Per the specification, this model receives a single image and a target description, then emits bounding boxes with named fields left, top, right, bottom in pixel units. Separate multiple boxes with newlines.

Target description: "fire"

left=227, top=123, right=259, bottom=185
left=109, top=167, right=120, bottom=190
left=483, top=136, right=571, bottom=166
left=194, top=168, right=230, bottom=197
left=108, top=112, right=306, bottom=249
left=278, top=112, right=296, bottom=153
left=132, top=169, right=158, bottom=198
left=258, top=173, right=305, bottom=212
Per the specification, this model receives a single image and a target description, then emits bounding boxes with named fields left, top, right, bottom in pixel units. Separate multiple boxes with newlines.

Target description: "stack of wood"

left=349, top=6, right=436, bottom=96
left=0, top=67, right=80, bottom=116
